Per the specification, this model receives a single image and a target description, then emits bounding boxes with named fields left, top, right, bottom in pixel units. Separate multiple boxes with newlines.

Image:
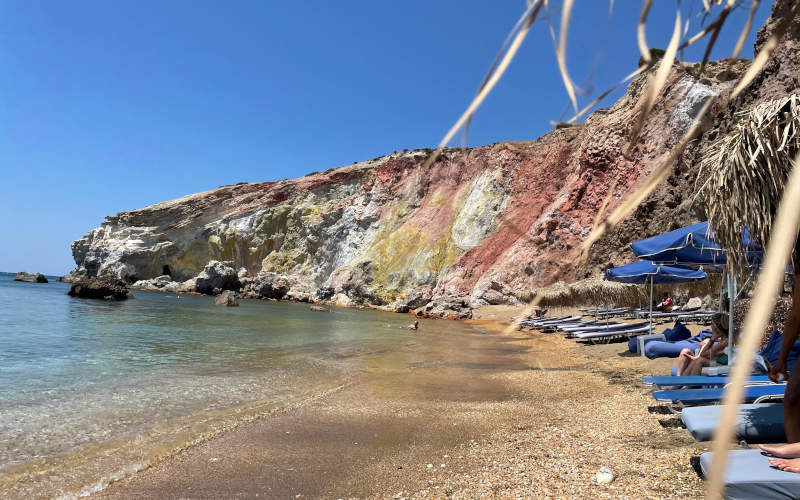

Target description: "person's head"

left=662, top=292, right=669, bottom=299
left=711, top=312, right=730, bottom=339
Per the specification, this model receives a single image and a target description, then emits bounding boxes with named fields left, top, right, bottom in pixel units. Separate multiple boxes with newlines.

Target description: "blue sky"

left=1, top=1, right=770, bottom=275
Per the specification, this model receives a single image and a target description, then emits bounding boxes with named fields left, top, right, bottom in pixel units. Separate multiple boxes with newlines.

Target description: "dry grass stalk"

left=637, top=0, right=654, bottom=66
left=706, top=152, right=800, bottom=500
left=733, top=0, right=762, bottom=58
left=421, top=0, right=544, bottom=172
left=697, top=95, right=800, bottom=276
left=732, top=2, right=800, bottom=99
left=626, top=10, right=682, bottom=156
left=556, top=0, right=578, bottom=112
left=583, top=96, right=715, bottom=252
left=566, top=66, right=646, bottom=124
left=697, top=1, right=735, bottom=74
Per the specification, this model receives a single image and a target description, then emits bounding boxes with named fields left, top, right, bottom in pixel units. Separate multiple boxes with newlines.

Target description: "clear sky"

left=1, top=1, right=771, bottom=275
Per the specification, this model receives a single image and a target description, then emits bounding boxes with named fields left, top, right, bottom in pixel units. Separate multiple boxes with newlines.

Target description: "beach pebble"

left=427, top=463, right=433, bottom=468
left=596, top=466, right=615, bottom=484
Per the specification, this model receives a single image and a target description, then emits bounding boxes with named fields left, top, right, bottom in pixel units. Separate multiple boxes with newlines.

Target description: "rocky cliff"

left=69, top=2, right=798, bottom=318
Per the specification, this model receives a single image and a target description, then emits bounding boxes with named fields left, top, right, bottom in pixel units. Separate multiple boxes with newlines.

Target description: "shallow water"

left=0, top=272, right=483, bottom=498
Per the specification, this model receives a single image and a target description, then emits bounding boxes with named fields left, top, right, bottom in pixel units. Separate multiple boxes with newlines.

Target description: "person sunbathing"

left=406, top=320, right=419, bottom=331
left=656, top=292, right=674, bottom=313
left=674, top=313, right=731, bottom=376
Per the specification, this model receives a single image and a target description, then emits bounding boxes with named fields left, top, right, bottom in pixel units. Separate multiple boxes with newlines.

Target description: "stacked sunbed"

left=637, top=329, right=800, bottom=497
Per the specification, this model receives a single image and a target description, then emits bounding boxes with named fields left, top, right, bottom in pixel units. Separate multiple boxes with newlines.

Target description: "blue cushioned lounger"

left=642, top=375, right=773, bottom=387
left=700, top=450, right=800, bottom=499
left=681, top=403, right=785, bottom=443
left=652, top=384, right=786, bottom=404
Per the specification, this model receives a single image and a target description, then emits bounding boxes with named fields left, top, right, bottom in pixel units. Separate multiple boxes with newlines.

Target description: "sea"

left=0, top=272, right=485, bottom=499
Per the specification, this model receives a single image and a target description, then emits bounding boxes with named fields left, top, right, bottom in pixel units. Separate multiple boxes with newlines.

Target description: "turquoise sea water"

left=0, top=272, right=480, bottom=498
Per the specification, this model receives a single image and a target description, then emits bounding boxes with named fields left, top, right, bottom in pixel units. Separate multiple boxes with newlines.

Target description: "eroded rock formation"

left=67, top=3, right=798, bottom=317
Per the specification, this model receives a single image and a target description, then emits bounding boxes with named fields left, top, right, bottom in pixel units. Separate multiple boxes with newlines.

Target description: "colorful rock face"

left=66, top=1, right=799, bottom=317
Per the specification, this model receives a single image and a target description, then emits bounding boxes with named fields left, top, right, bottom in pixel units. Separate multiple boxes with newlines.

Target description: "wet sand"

left=97, top=311, right=711, bottom=499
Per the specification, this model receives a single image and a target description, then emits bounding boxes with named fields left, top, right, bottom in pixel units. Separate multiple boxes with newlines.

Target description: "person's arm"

left=710, top=337, right=729, bottom=358
left=697, top=338, right=713, bottom=358
left=771, top=274, right=800, bottom=381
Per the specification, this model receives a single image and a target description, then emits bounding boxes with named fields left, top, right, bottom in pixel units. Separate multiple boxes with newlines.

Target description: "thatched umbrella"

left=532, top=280, right=572, bottom=309
left=568, top=276, right=645, bottom=308
left=697, top=94, right=800, bottom=276
left=697, top=94, right=800, bottom=350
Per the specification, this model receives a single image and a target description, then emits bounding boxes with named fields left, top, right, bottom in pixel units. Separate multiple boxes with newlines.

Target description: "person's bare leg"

left=675, top=349, right=694, bottom=376
left=685, top=356, right=710, bottom=377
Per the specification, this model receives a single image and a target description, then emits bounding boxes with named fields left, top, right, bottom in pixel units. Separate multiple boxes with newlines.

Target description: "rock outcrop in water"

left=13, top=272, right=48, bottom=283
left=67, top=275, right=133, bottom=300
left=67, top=3, right=799, bottom=317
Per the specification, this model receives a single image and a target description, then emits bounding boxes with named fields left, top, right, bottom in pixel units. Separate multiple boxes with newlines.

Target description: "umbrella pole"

left=649, top=276, right=654, bottom=334
left=728, top=274, right=736, bottom=353
left=719, top=270, right=727, bottom=313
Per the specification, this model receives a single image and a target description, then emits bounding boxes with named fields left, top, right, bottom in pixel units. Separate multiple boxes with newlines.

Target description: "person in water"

left=656, top=292, right=674, bottom=313
left=407, top=320, right=419, bottom=331
left=674, top=313, right=731, bottom=376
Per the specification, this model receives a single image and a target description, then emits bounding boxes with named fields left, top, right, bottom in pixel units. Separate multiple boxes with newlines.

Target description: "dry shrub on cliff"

left=697, top=94, right=800, bottom=275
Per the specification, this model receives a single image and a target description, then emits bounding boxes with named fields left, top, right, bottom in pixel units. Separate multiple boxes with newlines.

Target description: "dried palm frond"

left=697, top=95, right=800, bottom=276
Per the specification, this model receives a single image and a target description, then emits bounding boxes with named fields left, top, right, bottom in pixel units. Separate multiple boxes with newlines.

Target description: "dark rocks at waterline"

left=67, top=275, right=133, bottom=300
left=13, top=272, right=48, bottom=283
left=243, top=273, right=290, bottom=300
left=194, top=260, right=241, bottom=295
left=213, top=290, right=239, bottom=307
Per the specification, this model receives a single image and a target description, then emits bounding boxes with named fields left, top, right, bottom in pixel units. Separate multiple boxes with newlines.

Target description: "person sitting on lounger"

left=675, top=313, right=731, bottom=376
left=656, top=292, right=674, bottom=313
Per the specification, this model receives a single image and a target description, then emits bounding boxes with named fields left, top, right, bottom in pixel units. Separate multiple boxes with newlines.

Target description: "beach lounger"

left=642, top=375, right=773, bottom=387
left=529, top=316, right=582, bottom=329
left=652, top=384, right=786, bottom=405
left=574, top=323, right=651, bottom=342
left=700, top=450, right=800, bottom=499
left=562, top=322, right=629, bottom=333
left=682, top=403, right=785, bottom=443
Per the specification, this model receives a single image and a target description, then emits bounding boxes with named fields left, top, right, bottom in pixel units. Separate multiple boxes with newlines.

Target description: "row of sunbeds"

left=521, top=310, right=800, bottom=497
left=578, top=306, right=715, bottom=324
left=519, top=313, right=651, bottom=342
left=637, top=330, right=800, bottom=498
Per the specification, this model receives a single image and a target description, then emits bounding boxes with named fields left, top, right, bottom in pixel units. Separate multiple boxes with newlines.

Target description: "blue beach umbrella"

left=605, top=261, right=707, bottom=332
left=631, top=221, right=762, bottom=345
left=630, top=221, right=761, bottom=270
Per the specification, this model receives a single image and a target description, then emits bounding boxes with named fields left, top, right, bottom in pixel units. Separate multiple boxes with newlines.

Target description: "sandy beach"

left=95, top=308, right=712, bottom=499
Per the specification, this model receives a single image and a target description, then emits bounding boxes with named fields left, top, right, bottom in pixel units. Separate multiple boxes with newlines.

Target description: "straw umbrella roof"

left=697, top=94, right=800, bottom=275
left=568, top=276, right=645, bottom=307
left=532, top=280, right=572, bottom=308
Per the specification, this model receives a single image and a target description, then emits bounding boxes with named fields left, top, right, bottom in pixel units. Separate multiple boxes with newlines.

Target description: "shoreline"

left=93, top=312, right=710, bottom=499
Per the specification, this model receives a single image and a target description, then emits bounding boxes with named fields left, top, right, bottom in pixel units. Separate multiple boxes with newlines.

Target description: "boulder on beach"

left=13, top=272, right=48, bottom=283
left=245, top=272, right=290, bottom=300
left=67, top=275, right=132, bottom=300
left=194, top=260, right=241, bottom=295
left=213, top=290, right=239, bottom=307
